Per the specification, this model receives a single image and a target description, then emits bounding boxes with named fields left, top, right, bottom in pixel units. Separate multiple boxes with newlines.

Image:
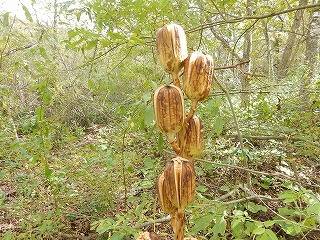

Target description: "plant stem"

left=214, top=76, right=252, bottom=187
left=121, top=127, right=129, bottom=208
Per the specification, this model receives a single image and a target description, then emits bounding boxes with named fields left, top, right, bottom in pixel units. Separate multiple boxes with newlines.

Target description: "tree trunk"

left=300, top=5, right=320, bottom=106
left=262, top=20, right=274, bottom=79
left=276, top=0, right=308, bottom=80
left=239, top=0, right=253, bottom=107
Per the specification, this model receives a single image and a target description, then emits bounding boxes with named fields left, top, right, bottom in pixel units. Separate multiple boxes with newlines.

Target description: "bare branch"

left=133, top=215, right=171, bottom=229
left=187, top=3, right=320, bottom=33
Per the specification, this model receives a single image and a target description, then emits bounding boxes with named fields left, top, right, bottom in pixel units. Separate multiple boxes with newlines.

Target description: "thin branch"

left=2, top=29, right=45, bottom=57
left=213, top=76, right=251, bottom=186
left=214, top=60, right=250, bottom=70
left=197, top=158, right=295, bottom=181
left=214, top=76, right=244, bottom=149
left=187, top=3, right=320, bottom=33
left=133, top=215, right=171, bottom=229
left=219, top=195, right=281, bottom=204
left=210, top=0, right=228, bottom=21
left=0, top=16, right=16, bottom=68
left=210, top=90, right=270, bottom=96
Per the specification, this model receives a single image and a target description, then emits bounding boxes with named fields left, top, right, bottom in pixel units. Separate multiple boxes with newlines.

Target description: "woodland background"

left=0, top=0, right=319, bottom=239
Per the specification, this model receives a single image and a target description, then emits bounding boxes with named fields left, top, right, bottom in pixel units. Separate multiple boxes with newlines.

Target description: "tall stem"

left=121, top=127, right=129, bottom=208
left=171, top=210, right=185, bottom=240
left=172, top=71, right=181, bottom=88
left=214, top=76, right=251, bottom=187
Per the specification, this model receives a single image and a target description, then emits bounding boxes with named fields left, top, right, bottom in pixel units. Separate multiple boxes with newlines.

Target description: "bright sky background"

left=0, top=0, right=90, bottom=28
left=0, top=0, right=70, bottom=24
left=0, top=0, right=29, bottom=20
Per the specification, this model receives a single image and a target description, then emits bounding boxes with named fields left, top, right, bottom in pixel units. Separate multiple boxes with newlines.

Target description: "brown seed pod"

left=154, top=85, right=185, bottom=154
left=183, top=51, right=214, bottom=120
left=164, top=157, right=196, bottom=211
left=156, top=173, right=176, bottom=214
left=178, top=115, right=204, bottom=161
left=156, top=24, right=188, bottom=87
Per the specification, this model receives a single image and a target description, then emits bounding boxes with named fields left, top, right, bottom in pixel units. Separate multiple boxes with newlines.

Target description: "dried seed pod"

left=184, top=116, right=204, bottom=160
left=156, top=24, right=188, bottom=87
left=164, top=157, right=196, bottom=211
left=156, top=173, right=176, bottom=214
left=154, top=85, right=185, bottom=154
left=183, top=51, right=214, bottom=120
left=178, top=115, right=204, bottom=161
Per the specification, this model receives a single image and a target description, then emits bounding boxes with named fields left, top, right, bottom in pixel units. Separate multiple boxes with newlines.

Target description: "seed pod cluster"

left=153, top=23, right=214, bottom=240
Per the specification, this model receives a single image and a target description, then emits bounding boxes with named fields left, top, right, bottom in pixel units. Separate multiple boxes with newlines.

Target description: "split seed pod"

left=164, top=157, right=196, bottom=210
left=156, top=173, right=176, bottom=214
left=183, top=51, right=214, bottom=120
left=178, top=115, right=204, bottom=161
left=154, top=85, right=185, bottom=154
left=156, top=24, right=188, bottom=87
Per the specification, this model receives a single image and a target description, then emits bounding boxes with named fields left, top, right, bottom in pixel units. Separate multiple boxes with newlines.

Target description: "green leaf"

left=144, top=105, right=154, bottom=126
left=212, top=216, right=226, bottom=236
left=85, top=40, right=98, bottom=50
left=2, top=230, right=14, bottom=240
left=196, top=185, right=208, bottom=192
left=311, top=100, right=320, bottom=109
left=157, top=133, right=164, bottom=153
left=43, top=89, right=52, bottom=104
left=306, top=202, right=320, bottom=215
left=247, top=202, right=267, bottom=213
left=22, top=5, right=33, bottom=22
left=110, top=232, right=125, bottom=240
left=259, top=229, right=278, bottom=240
left=68, top=29, right=79, bottom=39
left=144, top=157, right=155, bottom=169
left=3, top=12, right=10, bottom=27
left=44, top=162, right=52, bottom=179
left=264, top=220, right=275, bottom=227
left=39, top=47, right=48, bottom=59
left=191, top=214, right=215, bottom=232
left=36, top=107, right=44, bottom=121
left=279, top=190, right=298, bottom=203
left=214, top=116, right=224, bottom=135
left=252, top=227, right=265, bottom=235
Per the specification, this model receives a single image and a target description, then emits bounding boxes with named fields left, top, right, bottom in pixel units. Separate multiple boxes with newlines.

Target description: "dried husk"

left=183, top=51, right=214, bottom=101
left=156, top=173, right=176, bottom=214
left=154, top=85, right=185, bottom=154
left=178, top=115, right=204, bottom=161
left=183, top=51, right=214, bottom=121
left=156, top=24, right=188, bottom=87
left=163, top=157, right=196, bottom=211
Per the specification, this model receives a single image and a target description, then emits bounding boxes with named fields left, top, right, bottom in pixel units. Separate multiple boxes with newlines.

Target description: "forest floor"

left=1, top=125, right=320, bottom=239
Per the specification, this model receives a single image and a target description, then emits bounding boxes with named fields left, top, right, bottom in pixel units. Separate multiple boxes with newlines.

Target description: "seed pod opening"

left=164, top=157, right=196, bottom=211
left=154, top=85, right=185, bottom=154
left=156, top=173, right=177, bottom=214
left=156, top=24, right=188, bottom=87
